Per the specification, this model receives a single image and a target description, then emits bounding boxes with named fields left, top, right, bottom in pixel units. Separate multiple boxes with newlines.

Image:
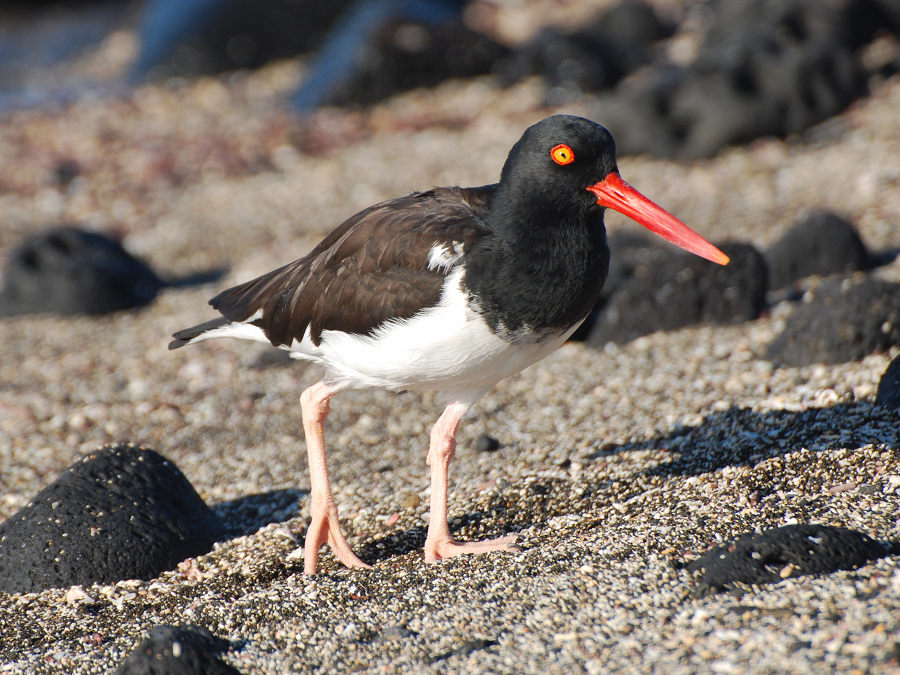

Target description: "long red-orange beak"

left=588, top=173, right=729, bottom=265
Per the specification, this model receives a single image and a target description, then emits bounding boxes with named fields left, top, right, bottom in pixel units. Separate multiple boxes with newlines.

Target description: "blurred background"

left=0, top=0, right=899, bottom=327
left=3, top=0, right=900, bottom=139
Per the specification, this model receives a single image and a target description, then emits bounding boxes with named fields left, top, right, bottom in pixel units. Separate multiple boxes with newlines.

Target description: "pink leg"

left=423, top=401, right=519, bottom=563
left=301, top=381, right=371, bottom=575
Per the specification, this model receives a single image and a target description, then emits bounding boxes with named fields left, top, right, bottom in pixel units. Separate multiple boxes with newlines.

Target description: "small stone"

left=475, top=434, right=501, bottom=452
left=65, top=586, right=95, bottom=605
left=876, top=353, right=900, bottom=411
left=114, top=625, right=239, bottom=674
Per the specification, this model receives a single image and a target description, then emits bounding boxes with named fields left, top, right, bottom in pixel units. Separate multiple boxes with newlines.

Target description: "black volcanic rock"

left=687, top=524, right=889, bottom=596
left=766, top=275, right=900, bottom=366
left=587, top=241, right=767, bottom=346
left=592, top=0, right=893, bottom=159
left=0, top=227, right=225, bottom=317
left=496, top=0, right=673, bottom=106
left=876, top=353, right=900, bottom=410
left=115, top=625, right=241, bottom=675
left=0, top=444, right=225, bottom=594
left=767, top=211, right=872, bottom=291
left=318, top=18, right=508, bottom=108
left=0, top=227, right=163, bottom=317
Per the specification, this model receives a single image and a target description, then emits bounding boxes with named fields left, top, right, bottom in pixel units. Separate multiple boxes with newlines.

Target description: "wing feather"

left=208, top=186, right=495, bottom=347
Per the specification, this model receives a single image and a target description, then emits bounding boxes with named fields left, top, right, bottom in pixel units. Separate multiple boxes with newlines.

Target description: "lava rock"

left=0, top=227, right=226, bottom=317
left=876, top=353, right=900, bottom=410
left=0, top=228, right=163, bottom=317
left=591, top=0, right=895, bottom=159
left=115, top=625, right=240, bottom=675
left=496, top=0, right=673, bottom=106
left=765, top=275, right=900, bottom=366
left=587, top=241, right=767, bottom=346
left=687, top=524, right=889, bottom=596
left=0, top=444, right=226, bottom=594
left=319, top=18, right=507, bottom=108
left=767, top=211, right=872, bottom=291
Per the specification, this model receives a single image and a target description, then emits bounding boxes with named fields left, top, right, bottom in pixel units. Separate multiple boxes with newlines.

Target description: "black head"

left=495, top=115, right=619, bottom=219
left=492, top=114, right=730, bottom=265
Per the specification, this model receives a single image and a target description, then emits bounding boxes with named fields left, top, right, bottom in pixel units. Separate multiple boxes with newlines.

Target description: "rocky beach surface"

left=1, top=53, right=900, bottom=672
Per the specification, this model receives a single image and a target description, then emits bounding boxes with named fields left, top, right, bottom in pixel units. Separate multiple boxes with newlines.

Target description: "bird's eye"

left=550, top=144, right=575, bottom=165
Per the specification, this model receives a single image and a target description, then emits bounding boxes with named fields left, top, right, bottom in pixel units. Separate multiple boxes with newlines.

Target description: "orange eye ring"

left=551, top=144, right=575, bottom=166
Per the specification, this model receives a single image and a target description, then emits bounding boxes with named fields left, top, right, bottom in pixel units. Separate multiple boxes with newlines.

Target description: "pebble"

left=876, top=352, right=900, bottom=411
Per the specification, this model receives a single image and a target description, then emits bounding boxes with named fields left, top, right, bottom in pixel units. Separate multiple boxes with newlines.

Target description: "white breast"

left=287, top=267, right=578, bottom=400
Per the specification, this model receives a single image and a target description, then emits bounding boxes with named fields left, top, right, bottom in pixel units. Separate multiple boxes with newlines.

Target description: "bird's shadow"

left=354, top=515, right=503, bottom=567
left=213, top=488, right=305, bottom=538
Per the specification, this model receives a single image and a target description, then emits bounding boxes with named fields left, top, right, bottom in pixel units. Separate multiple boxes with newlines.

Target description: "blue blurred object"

left=0, top=2, right=121, bottom=71
left=130, top=0, right=237, bottom=82
left=0, top=1, right=132, bottom=111
left=0, top=0, right=474, bottom=111
left=290, top=0, right=463, bottom=110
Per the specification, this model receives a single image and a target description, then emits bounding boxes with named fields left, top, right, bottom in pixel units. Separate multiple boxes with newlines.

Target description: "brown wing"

left=209, top=185, right=496, bottom=347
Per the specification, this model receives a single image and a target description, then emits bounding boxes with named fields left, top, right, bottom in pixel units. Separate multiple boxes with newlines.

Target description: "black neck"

left=464, top=196, right=611, bottom=336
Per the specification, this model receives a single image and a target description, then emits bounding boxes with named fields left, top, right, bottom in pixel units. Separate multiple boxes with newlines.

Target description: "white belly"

left=287, top=267, right=578, bottom=399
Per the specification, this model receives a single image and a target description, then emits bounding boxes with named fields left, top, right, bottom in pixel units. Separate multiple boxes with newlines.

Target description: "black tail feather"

left=169, top=317, right=230, bottom=350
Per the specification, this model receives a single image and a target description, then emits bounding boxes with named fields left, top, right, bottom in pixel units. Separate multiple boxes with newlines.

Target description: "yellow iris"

left=551, top=144, right=575, bottom=165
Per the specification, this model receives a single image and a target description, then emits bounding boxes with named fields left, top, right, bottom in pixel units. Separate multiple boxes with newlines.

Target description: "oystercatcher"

left=170, top=115, right=728, bottom=574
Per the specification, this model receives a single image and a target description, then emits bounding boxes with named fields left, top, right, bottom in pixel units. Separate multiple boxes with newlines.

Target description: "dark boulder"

left=115, top=625, right=240, bottom=675
left=876, top=353, right=900, bottom=410
left=0, top=227, right=225, bottom=317
left=766, top=211, right=872, bottom=291
left=496, top=0, right=673, bottom=107
left=0, top=444, right=225, bottom=593
left=687, top=524, right=890, bottom=596
left=0, top=227, right=163, bottom=317
left=591, top=0, right=894, bottom=159
left=587, top=241, right=767, bottom=346
left=766, top=275, right=900, bottom=366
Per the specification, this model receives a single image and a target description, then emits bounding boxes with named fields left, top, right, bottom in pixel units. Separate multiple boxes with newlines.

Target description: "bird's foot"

left=303, top=502, right=372, bottom=575
left=424, top=534, right=520, bottom=563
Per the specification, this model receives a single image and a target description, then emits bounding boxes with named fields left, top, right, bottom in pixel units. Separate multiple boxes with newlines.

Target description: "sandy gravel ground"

left=1, top=60, right=900, bottom=673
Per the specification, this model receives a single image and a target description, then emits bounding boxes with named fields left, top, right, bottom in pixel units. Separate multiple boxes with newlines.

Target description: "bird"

left=169, top=114, right=728, bottom=575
